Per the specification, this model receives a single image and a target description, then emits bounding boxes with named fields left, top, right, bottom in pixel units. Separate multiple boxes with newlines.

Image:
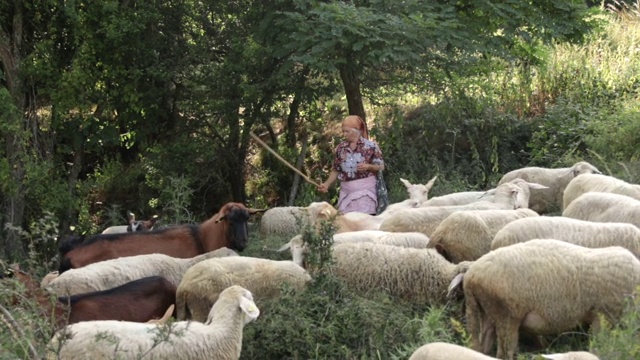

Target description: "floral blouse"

left=332, top=137, right=385, bottom=182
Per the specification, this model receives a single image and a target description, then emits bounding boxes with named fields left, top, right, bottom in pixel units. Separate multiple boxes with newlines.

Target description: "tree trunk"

left=286, top=66, right=310, bottom=148
left=0, top=5, right=27, bottom=260
left=287, top=132, right=308, bottom=206
left=338, top=61, right=366, bottom=120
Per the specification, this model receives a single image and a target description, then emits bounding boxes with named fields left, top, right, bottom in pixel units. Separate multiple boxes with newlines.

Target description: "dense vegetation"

left=1, top=0, right=640, bottom=359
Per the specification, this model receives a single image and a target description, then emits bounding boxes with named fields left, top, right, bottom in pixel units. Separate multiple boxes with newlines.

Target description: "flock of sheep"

left=17, top=160, right=640, bottom=359
left=264, top=161, right=640, bottom=360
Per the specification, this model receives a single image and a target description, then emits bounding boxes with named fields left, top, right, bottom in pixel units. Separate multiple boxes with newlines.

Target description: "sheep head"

left=570, top=161, right=601, bottom=177
left=400, top=176, right=438, bottom=202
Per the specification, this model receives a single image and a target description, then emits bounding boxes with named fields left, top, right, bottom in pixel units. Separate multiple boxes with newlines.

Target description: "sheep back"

left=259, top=206, right=308, bottom=239
left=491, top=216, right=640, bottom=258
left=330, top=242, right=461, bottom=304
left=409, top=342, right=498, bottom=360
left=429, top=208, right=538, bottom=263
left=563, top=173, right=640, bottom=210
left=176, top=257, right=311, bottom=322
left=562, top=192, right=640, bottom=228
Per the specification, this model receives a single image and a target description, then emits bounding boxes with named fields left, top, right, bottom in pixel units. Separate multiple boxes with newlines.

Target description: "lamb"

left=46, top=285, right=260, bottom=360
left=562, top=192, right=640, bottom=228
left=408, top=342, right=498, bottom=360
left=46, top=247, right=238, bottom=296
left=101, top=212, right=160, bottom=234
left=324, top=242, right=468, bottom=304
left=176, top=257, right=312, bottom=322
left=497, top=161, right=600, bottom=214
left=379, top=181, right=546, bottom=237
left=563, top=173, right=640, bottom=210
left=491, top=216, right=640, bottom=258
left=457, top=239, right=640, bottom=359
left=428, top=208, right=539, bottom=263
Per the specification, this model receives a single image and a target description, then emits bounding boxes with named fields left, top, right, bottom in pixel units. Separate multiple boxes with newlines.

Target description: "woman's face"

left=342, top=126, right=360, bottom=142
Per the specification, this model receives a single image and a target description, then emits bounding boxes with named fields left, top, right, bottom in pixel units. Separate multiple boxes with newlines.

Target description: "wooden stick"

left=249, top=132, right=321, bottom=187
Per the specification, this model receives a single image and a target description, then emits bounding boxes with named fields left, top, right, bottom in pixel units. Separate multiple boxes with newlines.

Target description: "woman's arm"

left=318, top=169, right=339, bottom=193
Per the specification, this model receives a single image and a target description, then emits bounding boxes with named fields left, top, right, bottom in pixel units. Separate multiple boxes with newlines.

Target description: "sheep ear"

left=425, top=176, right=438, bottom=191
left=447, top=273, right=464, bottom=298
left=400, top=178, right=412, bottom=189
left=248, top=208, right=269, bottom=215
left=239, top=296, right=260, bottom=320
left=524, top=181, right=549, bottom=190
left=277, top=241, right=292, bottom=252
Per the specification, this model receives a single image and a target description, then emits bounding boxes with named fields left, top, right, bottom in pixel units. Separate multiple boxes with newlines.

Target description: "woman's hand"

left=317, top=182, right=329, bottom=193
left=356, top=163, right=370, bottom=172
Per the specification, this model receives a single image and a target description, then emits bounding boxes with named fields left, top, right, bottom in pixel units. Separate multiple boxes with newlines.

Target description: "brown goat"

left=60, top=276, right=177, bottom=324
left=59, top=202, right=266, bottom=273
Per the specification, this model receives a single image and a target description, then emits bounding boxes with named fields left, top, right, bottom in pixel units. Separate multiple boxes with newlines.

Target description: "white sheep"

left=408, top=342, right=498, bottom=360
left=326, top=242, right=468, bottom=304
left=278, top=231, right=431, bottom=267
left=380, top=176, right=438, bottom=215
left=46, top=285, right=260, bottom=360
left=491, top=216, right=640, bottom=258
left=305, top=201, right=383, bottom=232
left=418, top=178, right=540, bottom=208
left=46, top=247, right=238, bottom=296
left=428, top=208, right=539, bottom=263
left=541, top=352, right=600, bottom=360
left=457, top=239, right=640, bottom=359
left=563, top=173, right=640, bottom=210
left=259, top=206, right=309, bottom=239
left=380, top=181, right=546, bottom=237
left=176, top=256, right=312, bottom=322
left=40, top=271, right=59, bottom=288
left=562, top=192, right=640, bottom=229
left=497, top=161, right=601, bottom=214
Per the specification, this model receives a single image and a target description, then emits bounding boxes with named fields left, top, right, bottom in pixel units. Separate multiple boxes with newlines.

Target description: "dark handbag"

left=375, top=171, right=389, bottom=215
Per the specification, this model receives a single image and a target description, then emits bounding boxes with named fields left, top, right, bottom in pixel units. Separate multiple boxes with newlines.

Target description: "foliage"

left=590, top=288, right=640, bottom=359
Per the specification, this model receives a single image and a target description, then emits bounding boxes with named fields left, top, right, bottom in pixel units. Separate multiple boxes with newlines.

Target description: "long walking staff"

left=249, top=132, right=321, bottom=188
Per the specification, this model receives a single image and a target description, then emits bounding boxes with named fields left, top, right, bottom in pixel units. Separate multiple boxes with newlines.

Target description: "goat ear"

left=127, top=211, right=136, bottom=223
left=399, top=178, right=411, bottom=189
left=149, top=215, right=160, bottom=226
left=248, top=208, right=268, bottom=215
left=239, top=296, right=260, bottom=321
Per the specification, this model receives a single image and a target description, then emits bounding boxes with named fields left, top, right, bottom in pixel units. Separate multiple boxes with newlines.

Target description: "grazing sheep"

left=498, top=161, right=600, bottom=214
left=409, top=342, right=498, bottom=360
left=563, top=173, right=640, bottom=210
left=47, top=285, right=260, bottom=360
left=458, top=239, right=640, bottom=359
left=420, top=190, right=488, bottom=207
left=101, top=212, right=160, bottom=234
left=562, top=192, right=640, bottom=228
left=176, top=257, right=311, bottom=322
left=491, top=216, right=640, bottom=258
left=278, top=231, right=431, bottom=267
left=259, top=206, right=309, bottom=239
left=380, top=181, right=546, bottom=237
left=326, top=242, right=468, bottom=304
left=541, top=352, right=600, bottom=360
left=47, top=247, right=237, bottom=296
left=428, top=208, right=539, bottom=263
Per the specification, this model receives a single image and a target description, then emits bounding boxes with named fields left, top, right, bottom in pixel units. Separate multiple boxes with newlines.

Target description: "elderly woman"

left=317, top=115, right=385, bottom=215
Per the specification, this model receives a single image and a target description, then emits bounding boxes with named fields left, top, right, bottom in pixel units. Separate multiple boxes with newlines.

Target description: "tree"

left=260, top=0, right=593, bottom=120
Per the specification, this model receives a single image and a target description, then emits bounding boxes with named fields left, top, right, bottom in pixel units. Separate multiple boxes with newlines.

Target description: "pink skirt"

left=337, top=176, right=378, bottom=214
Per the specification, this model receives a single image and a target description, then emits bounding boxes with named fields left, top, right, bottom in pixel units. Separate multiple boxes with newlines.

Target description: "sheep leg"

left=495, top=317, right=520, bottom=360
left=465, top=291, right=485, bottom=352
